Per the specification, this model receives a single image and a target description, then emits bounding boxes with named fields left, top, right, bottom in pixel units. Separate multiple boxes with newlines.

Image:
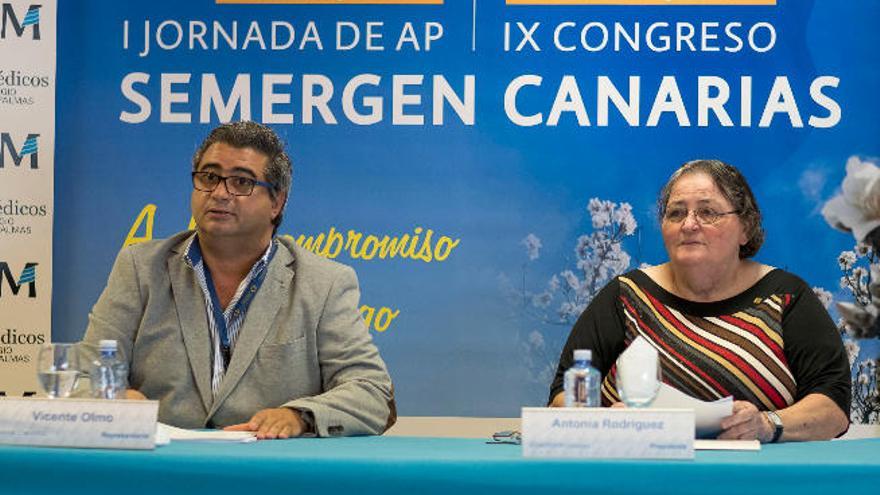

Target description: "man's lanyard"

left=199, top=242, right=277, bottom=369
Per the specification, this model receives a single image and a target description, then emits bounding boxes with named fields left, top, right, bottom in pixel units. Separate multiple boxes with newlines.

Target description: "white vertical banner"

left=0, top=0, right=56, bottom=397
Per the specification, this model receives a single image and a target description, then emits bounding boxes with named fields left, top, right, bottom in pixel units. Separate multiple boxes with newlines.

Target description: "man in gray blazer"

left=79, top=121, right=395, bottom=438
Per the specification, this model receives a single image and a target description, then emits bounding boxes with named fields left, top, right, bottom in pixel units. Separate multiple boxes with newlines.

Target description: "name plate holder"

left=522, top=407, right=695, bottom=460
left=0, top=397, right=159, bottom=450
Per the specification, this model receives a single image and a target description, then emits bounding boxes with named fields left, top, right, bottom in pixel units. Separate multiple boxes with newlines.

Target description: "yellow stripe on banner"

left=506, top=0, right=775, bottom=5
left=217, top=0, right=443, bottom=4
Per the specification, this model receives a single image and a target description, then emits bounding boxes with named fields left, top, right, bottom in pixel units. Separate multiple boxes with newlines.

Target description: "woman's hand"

left=718, top=400, right=773, bottom=441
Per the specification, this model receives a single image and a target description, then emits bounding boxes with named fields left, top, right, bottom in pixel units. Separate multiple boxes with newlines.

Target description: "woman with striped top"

left=549, top=159, right=851, bottom=442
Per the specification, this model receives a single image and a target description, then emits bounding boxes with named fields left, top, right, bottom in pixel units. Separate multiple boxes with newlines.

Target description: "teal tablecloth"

left=1, top=436, right=878, bottom=494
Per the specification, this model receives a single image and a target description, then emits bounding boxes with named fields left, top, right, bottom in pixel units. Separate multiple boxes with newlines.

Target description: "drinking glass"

left=36, top=343, right=79, bottom=398
left=615, top=355, right=662, bottom=408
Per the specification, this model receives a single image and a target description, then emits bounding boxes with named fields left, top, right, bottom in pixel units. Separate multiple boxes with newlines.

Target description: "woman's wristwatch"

left=764, top=410, right=784, bottom=443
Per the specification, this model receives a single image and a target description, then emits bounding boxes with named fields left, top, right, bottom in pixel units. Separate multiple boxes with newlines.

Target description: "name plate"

left=522, top=407, right=694, bottom=459
left=0, top=397, right=159, bottom=450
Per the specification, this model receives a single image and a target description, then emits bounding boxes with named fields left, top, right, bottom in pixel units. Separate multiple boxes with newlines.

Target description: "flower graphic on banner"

left=853, top=359, right=880, bottom=424
left=814, top=244, right=879, bottom=423
left=820, top=155, right=880, bottom=424
left=510, top=198, right=638, bottom=386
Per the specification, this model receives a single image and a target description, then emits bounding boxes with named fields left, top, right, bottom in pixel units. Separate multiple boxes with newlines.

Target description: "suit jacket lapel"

left=208, top=248, right=295, bottom=418
left=167, top=248, right=214, bottom=414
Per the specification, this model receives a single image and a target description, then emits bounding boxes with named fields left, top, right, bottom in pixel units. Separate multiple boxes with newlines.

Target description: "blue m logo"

left=0, top=3, right=40, bottom=40
left=0, top=133, right=39, bottom=169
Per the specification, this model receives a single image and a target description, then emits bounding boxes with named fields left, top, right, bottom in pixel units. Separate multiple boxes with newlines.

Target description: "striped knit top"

left=550, top=269, right=851, bottom=415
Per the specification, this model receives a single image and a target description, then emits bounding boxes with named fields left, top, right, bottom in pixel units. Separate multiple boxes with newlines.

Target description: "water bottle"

left=89, top=339, right=128, bottom=399
left=563, top=349, right=600, bottom=407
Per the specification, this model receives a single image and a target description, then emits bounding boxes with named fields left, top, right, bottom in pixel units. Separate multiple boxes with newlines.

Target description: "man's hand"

left=224, top=408, right=306, bottom=439
left=718, top=400, right=773, bottom=442
left=125, top=389, right=147, bottom=400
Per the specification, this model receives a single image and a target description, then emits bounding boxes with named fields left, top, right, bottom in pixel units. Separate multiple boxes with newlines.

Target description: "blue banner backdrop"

left=53, top=0, right=880, bottom=420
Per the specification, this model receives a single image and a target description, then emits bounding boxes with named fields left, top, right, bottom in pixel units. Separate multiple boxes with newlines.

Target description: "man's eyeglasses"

left=191, top=171, right=273, bottom=197
left=663, top=207, right=739, bottom=225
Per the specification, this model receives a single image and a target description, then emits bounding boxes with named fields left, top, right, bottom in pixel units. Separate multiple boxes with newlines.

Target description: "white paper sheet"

left=155, top=422, right=257, bottom=445
left=694, top=439, right=760, bottom=451
left=649, top=383, right=733, bottom=438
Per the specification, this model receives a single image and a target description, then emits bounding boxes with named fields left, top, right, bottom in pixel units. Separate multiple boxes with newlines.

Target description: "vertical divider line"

left=472, top=0, right=477, bottom=52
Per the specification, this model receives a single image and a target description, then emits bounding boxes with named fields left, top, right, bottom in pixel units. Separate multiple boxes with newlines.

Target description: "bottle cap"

left=573, top=349, right=592, bottom=361
left=98, top=339, right=118, bottom=352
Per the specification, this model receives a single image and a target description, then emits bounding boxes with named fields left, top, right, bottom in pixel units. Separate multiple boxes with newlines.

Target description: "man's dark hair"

left=657, top=159, right=765, bottom=259
left=192, top=121, right=292, bottom=232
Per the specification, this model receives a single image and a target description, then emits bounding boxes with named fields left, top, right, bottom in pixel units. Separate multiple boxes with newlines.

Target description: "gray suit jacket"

left=78, top=231, right=395, bottom=436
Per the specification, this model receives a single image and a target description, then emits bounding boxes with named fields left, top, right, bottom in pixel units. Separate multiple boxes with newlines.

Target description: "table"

left=1, top=436, right=878, bottom=495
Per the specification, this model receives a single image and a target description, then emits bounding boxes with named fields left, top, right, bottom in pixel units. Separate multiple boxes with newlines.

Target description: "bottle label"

left=575, top=379, right=587, bottom=404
